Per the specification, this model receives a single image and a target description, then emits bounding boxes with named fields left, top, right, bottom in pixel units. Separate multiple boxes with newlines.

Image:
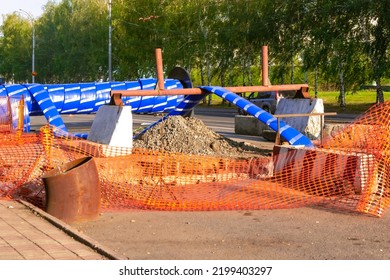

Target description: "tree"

left=0, top=0, right=388, bottom=95
left=113, top=0, right=170, bottom=80
left=0, top=14, right=32, bottom=83
left=356, top=0, right=390, bottom=104
left=303, top=0, right=372, bottom=107
left=37, top=0, right=108, bottom=83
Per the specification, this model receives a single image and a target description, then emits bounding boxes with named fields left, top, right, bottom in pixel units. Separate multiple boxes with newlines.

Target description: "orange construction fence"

left=0, top=98, right=389, bottom=217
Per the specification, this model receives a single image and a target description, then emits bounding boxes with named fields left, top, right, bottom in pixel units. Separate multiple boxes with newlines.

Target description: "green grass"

left=318, top=90, right=390, bottom=114
left=198, top=90, right=390, bottom=114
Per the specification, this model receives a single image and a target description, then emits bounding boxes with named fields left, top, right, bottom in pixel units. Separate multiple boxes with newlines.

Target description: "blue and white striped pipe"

left=136, top=86, right=313, bottom=148
left=0, top=78, right=184, bottom=133
left=199, top=86, right=313, bottom=147
left=27, top=84, right=68, bottom=132
left=1, top=79, right=312, bottom=147
left=0, top=84, right=31, bottom=132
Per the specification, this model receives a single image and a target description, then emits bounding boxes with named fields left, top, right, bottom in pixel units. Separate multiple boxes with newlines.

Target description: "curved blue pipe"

left=3, top=84, right=31, bottom=132
left=26, top=84, right=67, bottom=132
left=199, top=86, right=313, bottom=147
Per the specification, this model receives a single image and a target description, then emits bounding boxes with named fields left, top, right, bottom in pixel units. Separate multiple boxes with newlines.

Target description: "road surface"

left=30, top=106, right=278, bottom=150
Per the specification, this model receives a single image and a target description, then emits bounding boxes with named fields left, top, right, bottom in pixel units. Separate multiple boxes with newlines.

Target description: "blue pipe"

left=199, top=86, right=313, bottom=147
left=1, top=79, right=312, bottom=147
left=2, top=84, right=32, bottom=132
left=0, top=78, right=184, bottom=133
left=27, top=84, right=67, bottom=132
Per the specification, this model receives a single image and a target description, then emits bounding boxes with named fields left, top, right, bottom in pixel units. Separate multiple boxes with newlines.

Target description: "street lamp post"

left=108, top=0, right=112, bottom=81
left=32, top=22, right=36, bottom=83
left=19, top=9, right=35, bottom=83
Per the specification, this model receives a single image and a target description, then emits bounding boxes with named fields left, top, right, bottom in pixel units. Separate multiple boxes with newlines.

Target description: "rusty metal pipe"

left=155, top=48, right=164, bottom=90
left=111, top=84, right=309, bottom=97
left=42, top=156, right=100, bottom=223
left=262, top=46, right=269, bottom=86
left=225, top=84, right=308, bottom=93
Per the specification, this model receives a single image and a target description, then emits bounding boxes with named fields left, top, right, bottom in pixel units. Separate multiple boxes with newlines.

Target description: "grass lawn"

left=317, top=90, right=390, bottom=114
left=198, top=89, right=390, bottom=115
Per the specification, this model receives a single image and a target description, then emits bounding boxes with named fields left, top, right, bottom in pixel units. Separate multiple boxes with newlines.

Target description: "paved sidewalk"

left=0, top=199, right=122, bottom=260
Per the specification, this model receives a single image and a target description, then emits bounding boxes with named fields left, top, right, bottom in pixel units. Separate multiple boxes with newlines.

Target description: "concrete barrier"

left=274, top=98, right=324, bottom=139
left=235, top=98, right=325, bottom=140
left=234, top=115, right=268, bottom=136
left=87, top=105, right=133, bottom=154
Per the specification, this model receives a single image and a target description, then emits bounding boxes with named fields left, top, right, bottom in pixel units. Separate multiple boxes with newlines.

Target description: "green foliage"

left=36, top=0, right=108, bottom=83
left=0, top=14, right=32, bottom=82
left=0, top=0, right=388, bottom=108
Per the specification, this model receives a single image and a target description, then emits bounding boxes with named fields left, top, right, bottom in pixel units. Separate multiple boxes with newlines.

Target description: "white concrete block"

left=87, top=105, right=133, bottom=149
left=234, top=99, right=325, bottom=139
left=276, top=98, right=324, bottom=139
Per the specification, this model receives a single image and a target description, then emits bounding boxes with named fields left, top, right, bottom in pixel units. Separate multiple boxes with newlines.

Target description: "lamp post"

left=108, top=0, right=112, bottom=81
left=19, top=9, right=35, bottom=83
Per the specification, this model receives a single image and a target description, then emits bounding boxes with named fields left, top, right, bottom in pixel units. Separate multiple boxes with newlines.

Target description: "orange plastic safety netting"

left=0, top=99, right=389, bottom=217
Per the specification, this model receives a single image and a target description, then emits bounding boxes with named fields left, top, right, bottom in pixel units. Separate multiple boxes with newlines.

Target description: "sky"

left=0, top=0, right=60, bottom=25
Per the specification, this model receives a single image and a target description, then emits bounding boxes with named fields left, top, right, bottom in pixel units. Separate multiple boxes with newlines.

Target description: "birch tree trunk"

left=338, top=65, right=346, bottom=108
left=375, top=78, right=385, bottom=104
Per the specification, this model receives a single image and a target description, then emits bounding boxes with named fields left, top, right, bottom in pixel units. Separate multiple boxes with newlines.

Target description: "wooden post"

left=18, top=95, right=25, bottom=132
left=275, top=117, right=281, bottom=145
left=6, top=96, right=12, bottom=130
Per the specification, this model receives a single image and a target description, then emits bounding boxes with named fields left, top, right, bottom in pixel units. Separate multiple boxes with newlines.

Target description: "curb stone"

left=17, top=199, right=126, bottom=260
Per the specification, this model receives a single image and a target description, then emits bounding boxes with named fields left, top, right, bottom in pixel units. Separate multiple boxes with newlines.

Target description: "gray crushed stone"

left=133, top=116, right=269, bottom=158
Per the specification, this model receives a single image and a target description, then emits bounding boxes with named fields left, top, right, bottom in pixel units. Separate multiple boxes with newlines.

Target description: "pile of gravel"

left=133, top=116, right=267, bottom=158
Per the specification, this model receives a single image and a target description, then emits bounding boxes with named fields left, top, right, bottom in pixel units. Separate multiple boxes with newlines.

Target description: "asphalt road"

left=30, top=105, right=356, bottom=151
left=30, top=107, right=242, bottom=134
left=29, top=106, right=357, bottom=134
left=31, top=108, right=236, bottom=132
left=74, top=207, right=390, bottom=260
left=29, top=106, right=277, bottom=150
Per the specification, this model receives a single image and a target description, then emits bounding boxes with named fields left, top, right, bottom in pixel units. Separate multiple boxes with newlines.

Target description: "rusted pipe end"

left=109, top=93, right=123, bottom=106
left=262, top=46, right=269, bottom=86
left=155, top=48, right=164, bottom=90
left=42, top=156, right=101, bottom=223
